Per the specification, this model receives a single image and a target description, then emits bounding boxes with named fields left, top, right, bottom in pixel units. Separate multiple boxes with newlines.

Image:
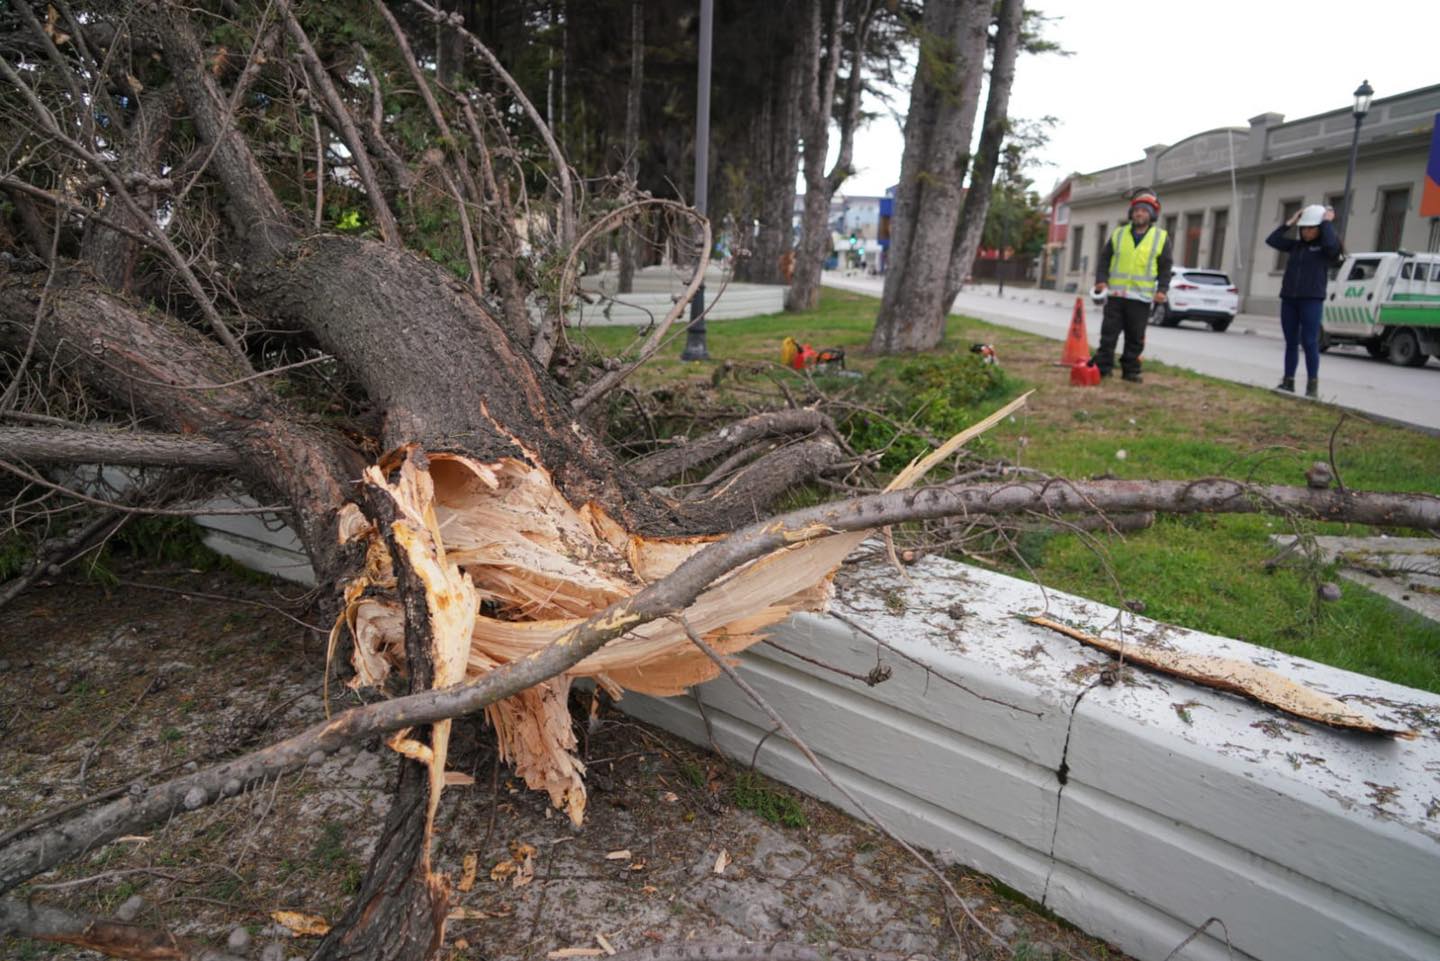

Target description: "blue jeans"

left=1280, top=298, right=1322, bottom=380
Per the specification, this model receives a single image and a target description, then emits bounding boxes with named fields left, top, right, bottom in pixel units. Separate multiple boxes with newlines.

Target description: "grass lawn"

left=575, top=288, right=1440, bottom=693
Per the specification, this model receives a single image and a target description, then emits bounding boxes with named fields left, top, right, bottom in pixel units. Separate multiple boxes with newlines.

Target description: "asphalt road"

left=822, top=272, right=1440, bottom=433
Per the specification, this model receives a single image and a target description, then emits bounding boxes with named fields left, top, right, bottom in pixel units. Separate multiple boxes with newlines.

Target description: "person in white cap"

left=1091, top=189, right=1172, bottom=383
left=1265, top=204, right=1340, bottom=397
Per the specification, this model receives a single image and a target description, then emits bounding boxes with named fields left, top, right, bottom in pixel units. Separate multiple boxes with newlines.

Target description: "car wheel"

left=1209, top=316, right=1232, bottom=332
left=1387, top=328, right=1428, bottom=367
left=1364, top=338, right=1387, bottom=359
left=1158, top=305, right=1180, bottom=327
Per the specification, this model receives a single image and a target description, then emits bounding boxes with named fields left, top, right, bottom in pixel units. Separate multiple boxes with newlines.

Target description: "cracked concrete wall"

left=617, top=556, right=1440, bottom=961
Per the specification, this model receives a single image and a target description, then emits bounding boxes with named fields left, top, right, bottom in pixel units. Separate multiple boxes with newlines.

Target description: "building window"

left=1275, top=200, right=1302, bottom=270
left=1327, top=193, right=1346, bottom=220
left=1376, top=187, right=1411, bottom=251
left=1095, top=222, right=1109, bottom=272
left=1429, top=218, right=1440, bottom=253
left=1163, top=214, right=1177, bottom=243
left=1070, top=225, right=1084, bottom=271
left=1183, top=213, right=1203, bottom=266
left=1207, top=209, right=1228, bottom=269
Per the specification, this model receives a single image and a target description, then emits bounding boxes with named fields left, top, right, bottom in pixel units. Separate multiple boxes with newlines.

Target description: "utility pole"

left=680, top=0, right=714, bottom=361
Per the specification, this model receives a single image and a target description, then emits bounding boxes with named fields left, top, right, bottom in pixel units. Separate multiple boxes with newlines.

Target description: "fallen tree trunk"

left=4, top=461, right=1433, bottom=893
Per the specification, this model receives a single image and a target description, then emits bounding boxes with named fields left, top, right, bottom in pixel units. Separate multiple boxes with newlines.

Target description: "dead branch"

left=0, top=897, right=245, bottom=961
left=630, top=409, right=839, bottom=486
left=0, top=459, right=285, bottom=516
left=355, top=44, right=417, bottom=192
left=0, top=427, right=242, bottom=469
left=371, top=0, right=483, bottom=215
left=0, top=507, right=125, bottom=611
left=276, top=0, right=400, bottom=245
left=607, top=944, right=906, bottom=961
left=454, top=93, right=530, bottom=340
left=0, top=57, right=251, bottom=367
left=0, top=177, right=167, bottom=254
left=407, top=0, right=573, bottom=249
left=569, top=202, right=710, bottom=394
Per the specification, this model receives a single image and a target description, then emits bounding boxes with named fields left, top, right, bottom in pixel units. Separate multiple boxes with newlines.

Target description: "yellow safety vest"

left=1107, top=225, right=1168, bottom=301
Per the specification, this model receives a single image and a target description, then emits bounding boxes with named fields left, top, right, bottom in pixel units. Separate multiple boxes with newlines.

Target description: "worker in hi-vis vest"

left=1091, top=189, right=1173, bottom=383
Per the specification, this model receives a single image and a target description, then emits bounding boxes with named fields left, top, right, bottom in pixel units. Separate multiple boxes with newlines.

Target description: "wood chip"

left=447, top=907, right=503, bottom=921
left=712, top=849, right=730, bottom=874
left=271, top=911, right=331, bottom=937
left=604, top=849, right=631, bottom=861
left=458, top=852, right=478, bottom=892
left=596, top=932, right=617, bottom=956
left=660, top=791, right=679, bottom=803
left=547, top=949, right=605, bottom=959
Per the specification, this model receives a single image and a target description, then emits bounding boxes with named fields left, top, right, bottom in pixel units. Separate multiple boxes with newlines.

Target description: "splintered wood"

left=1028, top=616, right=1415, bottom=738
left=333, top=395, right=1034, bottom=829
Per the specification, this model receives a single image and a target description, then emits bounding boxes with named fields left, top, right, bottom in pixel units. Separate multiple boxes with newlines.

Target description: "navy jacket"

left=1265, top=221, right=1341, bottom=299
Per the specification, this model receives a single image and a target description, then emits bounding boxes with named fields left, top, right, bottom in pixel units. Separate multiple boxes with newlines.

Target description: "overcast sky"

left=836, top=0, right=1439, bottom=199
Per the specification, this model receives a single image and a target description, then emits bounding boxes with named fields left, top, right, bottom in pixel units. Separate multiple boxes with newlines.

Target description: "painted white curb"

left=615, top=555, right=1440, bottom=961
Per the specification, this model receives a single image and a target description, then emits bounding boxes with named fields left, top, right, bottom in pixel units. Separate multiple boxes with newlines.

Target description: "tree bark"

left=732, top=28, right=803, bottom=287
left=617, top=0, right=644, bottom=295
left=0, top=426, right=242, bottom=469
left=944, top=0, right=1025, bottom=308
left=785, top=0, right=844, bottom=312
left=631, top=408, right=837, bottom=486
left=788, top=0, right=875, bottom=312
left=0, top=269, right=359, bottom=589
left=868, top=0, right=989, bottom=353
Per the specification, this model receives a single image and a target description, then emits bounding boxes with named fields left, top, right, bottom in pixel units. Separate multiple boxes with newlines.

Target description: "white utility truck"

left=1322, top=251, right=1440, bottom=366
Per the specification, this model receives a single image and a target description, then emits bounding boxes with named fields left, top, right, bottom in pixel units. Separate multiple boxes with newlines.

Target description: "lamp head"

left=1353, top=80, right=1374, bottom=119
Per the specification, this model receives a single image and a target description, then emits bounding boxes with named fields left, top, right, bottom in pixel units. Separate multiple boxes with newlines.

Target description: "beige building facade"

left=1053, top=84, right=1440, bottom=316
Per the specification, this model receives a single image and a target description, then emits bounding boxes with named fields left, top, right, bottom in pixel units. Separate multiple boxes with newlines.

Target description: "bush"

left=842, top=351, right=1017, bottom=474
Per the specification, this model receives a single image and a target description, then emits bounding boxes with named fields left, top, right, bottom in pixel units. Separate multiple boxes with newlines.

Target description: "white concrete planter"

left=185, top=506, right=1440, bottom=960
left=615, top=556, right=1440, bottom=961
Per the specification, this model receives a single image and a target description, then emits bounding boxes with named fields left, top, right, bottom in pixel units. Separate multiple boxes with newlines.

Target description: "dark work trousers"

left=1279, top=297, right=1323, bottom=380
left=1095, top=296, right=1152, bottom=377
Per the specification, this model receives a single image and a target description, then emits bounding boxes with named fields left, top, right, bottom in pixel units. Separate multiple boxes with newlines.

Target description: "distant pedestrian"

left=1265, top=204, right=1340, bottom=397
left=1091, top=189, right=1173, bottom=383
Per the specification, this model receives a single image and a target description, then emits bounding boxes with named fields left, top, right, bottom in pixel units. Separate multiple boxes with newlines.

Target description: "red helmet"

left=1129, top=192, right=1161, bottom=217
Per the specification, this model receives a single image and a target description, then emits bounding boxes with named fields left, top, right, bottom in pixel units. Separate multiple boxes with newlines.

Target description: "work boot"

left=1275, top=377, right=1295, bottom=393
left=1305, top=379, right=1318, bottom=398
left=1121, top=371, right=1143, bottom=383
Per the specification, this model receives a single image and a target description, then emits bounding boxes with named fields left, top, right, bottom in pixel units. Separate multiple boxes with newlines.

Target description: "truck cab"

left=1323, top=251, right=1440, bottom=366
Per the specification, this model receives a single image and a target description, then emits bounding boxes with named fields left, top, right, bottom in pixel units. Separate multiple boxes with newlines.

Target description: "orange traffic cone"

left=1060, top=296, right=1090, bottom=367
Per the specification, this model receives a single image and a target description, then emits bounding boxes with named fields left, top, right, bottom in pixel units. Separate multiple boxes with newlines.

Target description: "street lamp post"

left=680, top=0, right=714, bottom=361
left=1337, top=79, right=1374, bottom=245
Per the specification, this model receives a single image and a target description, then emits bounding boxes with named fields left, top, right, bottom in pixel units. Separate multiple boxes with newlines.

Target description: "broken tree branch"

left=2, top=461, right=1434, bottom=892
left=630, top=408, right=840, bottom=486
left=0, top=427, right=242, bottom=469
left=0, top=897, right=246, bottom=961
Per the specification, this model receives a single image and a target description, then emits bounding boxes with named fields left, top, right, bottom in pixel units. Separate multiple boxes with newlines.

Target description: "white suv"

left=1153, top=267, right=1240, bottom=332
